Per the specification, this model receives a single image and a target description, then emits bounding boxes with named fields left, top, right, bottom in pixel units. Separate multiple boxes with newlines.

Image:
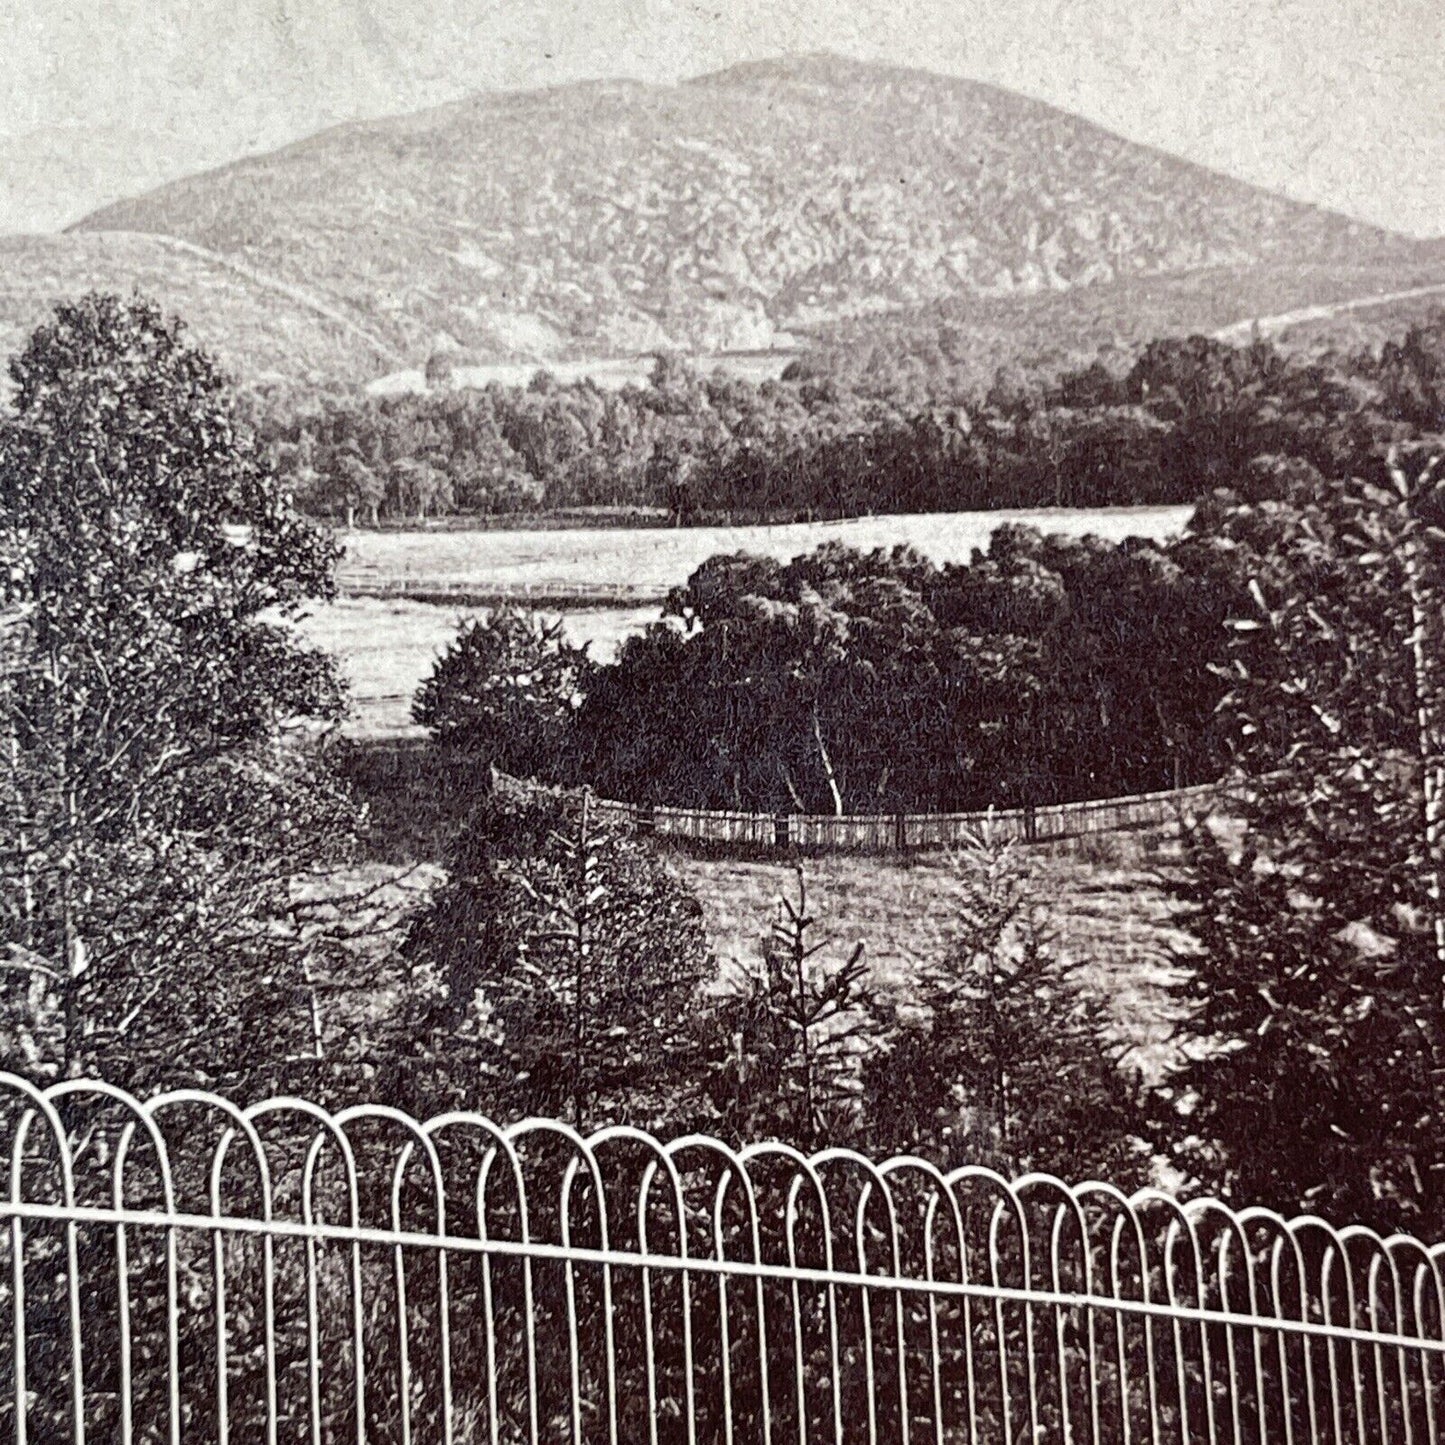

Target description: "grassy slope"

left=0, top=233, right=390, bottom=390
left=806, top=258, right=1445, bottom=387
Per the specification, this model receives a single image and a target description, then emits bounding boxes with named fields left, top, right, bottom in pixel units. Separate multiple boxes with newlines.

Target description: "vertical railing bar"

left=854, top=1188, right=882, bottom=1445
left=921, top=1192, right=951, bottom=1445
left=711, top=1178, right=737, bottom=1445
left=1105, top=1216, right=1137, bottom=1445
left=704, top=1147, right=774, bottom=1445
left=638, top=1178, right=662, bottom=1445
left=1267, top=1233, right=1300, bottom=1445
left=109, top=1107, right=185, bottom=1445
left=1217, top=1233, right=1247, bottom=1445
left=1262, top=1225, right=1312, bottom=1445
left=1412, top=1262, right=1442, bottom=1445
left=1046, top=1203, right=1079, bottom=1445
left=1217, top=1217, right=1271, bottom=1445
left=984, top=1203, right=1016, bottom=1445
left=634, top=1147, right=700, bottom=1445
left=212, top=1187, right=230, bottom=1443
left=474, top=1157, right=502, bottom=1445
left=65, top=1174, right=85, bottom=1445
left=558, top=1157, right=589, bottom=1445
left=1321, top=1242, right=1361, bottom=1445
left=955, top=1205, right=982, bottom=1445
left=261, top=1182, right=278, bottom=1445
left=784, top=1180, right=812, bottom=1445
left=1042, top=1189, right=1103, bottom=1445
left=1368, top=1252, right=1411, bottom=1445
left=388, top=1161, right=413, bottom=1445
left=554, top=1137, right=623, bottom=1445
left=10, top=1176, right=27, bottom=1445
left=849, top=1168, right=914, bottom=1445
left=278, top=1103, right=369, bottom=1445
left=435, top=1188, right=455, bottom=1445
left=9, top=1105, right=86, bottom=1445
left=301, top=1133, right=327, bottom=1445
left=114, top=1169, right=133, bottom=1445
left=1160, top=1215, right=1202, bottom=1445
left=203, top=1113, right=282, bottom=1445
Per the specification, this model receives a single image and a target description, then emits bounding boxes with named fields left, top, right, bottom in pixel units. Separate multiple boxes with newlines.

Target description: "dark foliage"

left=568, top=527, right=1245, bottom=814
left=1162, top=445, right=1445, bottom=1236
left=259, top=320, right=1445, bottom=525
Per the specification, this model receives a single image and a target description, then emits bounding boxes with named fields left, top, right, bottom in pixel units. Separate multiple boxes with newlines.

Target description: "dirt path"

left=1212, top=279, right=1445, bottom=343
left=133, top=233, right=406, bottom=364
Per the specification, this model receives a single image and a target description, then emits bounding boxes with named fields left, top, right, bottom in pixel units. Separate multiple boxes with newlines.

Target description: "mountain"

left=30, top=54, right=1443, bottom=385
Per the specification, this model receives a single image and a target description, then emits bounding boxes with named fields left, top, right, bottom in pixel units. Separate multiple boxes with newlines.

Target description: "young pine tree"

left=866, top=835, right=1143, bottom=1182
left=706, top=869, right=887, bottom=1151
left=399, top=779, right=713, bottom=1131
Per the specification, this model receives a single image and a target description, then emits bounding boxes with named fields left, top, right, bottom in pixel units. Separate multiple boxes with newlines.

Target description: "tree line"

left=257, top=319, right=1445, bottom=525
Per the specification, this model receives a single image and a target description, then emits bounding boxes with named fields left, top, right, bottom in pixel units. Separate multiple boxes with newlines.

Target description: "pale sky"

left=1, top=0, right=1441, bottom=236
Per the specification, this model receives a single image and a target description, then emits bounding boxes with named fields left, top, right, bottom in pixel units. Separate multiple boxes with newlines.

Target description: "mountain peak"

left=51, top=56, right=1420, bottom=384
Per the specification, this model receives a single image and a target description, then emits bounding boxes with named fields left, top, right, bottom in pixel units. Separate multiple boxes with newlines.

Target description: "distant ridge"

left=45, top=52, right=1431, bottom=385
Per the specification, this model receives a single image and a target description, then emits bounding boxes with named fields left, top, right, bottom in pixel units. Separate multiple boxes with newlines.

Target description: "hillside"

left=0, top=233, right=397, bottom=390
left=66, top=53, right=1429, bottom=382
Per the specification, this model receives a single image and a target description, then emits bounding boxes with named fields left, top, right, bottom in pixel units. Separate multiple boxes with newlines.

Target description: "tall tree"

left=0, top=294, right=358, bottom=1095
left=1165, top=444, right=1445, bottom=1233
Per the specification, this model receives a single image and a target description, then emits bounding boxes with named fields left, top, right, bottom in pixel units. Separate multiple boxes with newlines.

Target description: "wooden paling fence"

left=492, top=766, right=1227, bottom=854
left=338, top=576, right=669, bottom=606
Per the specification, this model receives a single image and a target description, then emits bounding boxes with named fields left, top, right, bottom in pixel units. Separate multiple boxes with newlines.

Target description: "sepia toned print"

left=2, top=3, right=1444, bottom=1439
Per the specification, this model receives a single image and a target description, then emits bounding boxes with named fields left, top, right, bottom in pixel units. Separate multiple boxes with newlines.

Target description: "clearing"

left=674, top=838, right=1189, bottom=1079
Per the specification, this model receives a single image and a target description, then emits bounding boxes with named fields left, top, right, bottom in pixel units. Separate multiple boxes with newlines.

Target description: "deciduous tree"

left=0, top=294, right=359, bottom=1096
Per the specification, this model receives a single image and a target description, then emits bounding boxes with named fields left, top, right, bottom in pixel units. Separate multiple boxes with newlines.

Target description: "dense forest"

left=259, top=315, right=1445, bottom=525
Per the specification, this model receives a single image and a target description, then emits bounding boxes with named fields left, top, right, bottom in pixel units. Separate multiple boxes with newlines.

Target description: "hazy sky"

left=1, top=0, right=1441, bottom=235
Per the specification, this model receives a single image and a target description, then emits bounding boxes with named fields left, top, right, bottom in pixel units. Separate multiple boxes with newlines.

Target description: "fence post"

left=774, top=813, right=791, bottom=851
left=894, top=812, right=906, bottom=851
left=635, top=803, right=655, bottom=837
left=1024, top=802, right=1037, bottom=843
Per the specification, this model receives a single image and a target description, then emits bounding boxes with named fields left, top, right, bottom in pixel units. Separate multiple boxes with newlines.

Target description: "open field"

left=367, top=348, right=801, bottom=397
left=672, top=838, right=1189, bottom=1079
left=334, top=504, right=1194, bottom=594
left=317, top=504, right=1193, bottom=734
left=298, top=597, right=656, bottom=737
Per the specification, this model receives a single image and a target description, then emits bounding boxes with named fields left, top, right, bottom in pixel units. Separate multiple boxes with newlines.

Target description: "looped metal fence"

left=1, top=1073, right=1442, bottom=1444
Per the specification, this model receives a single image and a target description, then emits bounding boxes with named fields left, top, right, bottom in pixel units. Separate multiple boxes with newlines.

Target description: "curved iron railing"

left=1, top=1073, right=1441, bottom=1443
